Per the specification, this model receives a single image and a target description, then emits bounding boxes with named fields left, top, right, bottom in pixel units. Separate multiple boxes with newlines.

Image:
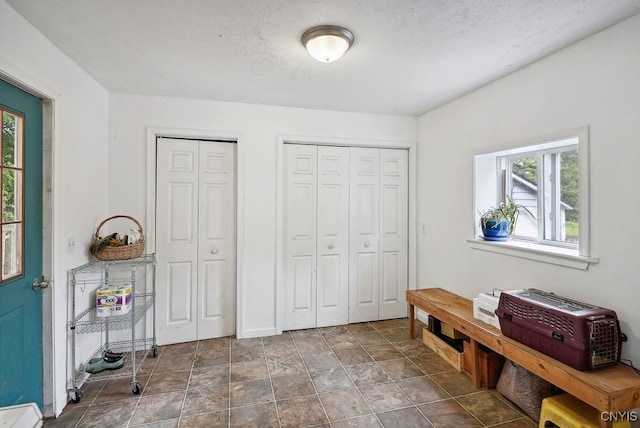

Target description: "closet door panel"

left=379, top=149, right=409, bottom=319
left=198, top=142, right=236, bottom=339
left=284, top=144, right=317, bottom=329
left=349, top=147, right=380, bottom=323
left=317, top=146, right=349, bottom=327
left=156, top=138, right=199, bottom=344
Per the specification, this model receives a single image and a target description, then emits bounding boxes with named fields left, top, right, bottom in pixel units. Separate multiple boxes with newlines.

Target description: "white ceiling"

left=7, top=0, right=640, bottom=115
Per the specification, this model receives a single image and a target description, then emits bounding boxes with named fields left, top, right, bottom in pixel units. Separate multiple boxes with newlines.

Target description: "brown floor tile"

left=352, top=330, right=387, bottom=345
left=295, top=337, right=331, bottom=353
left=301, top=350, right=341, bottom=370
left=230, top=359, right=269, bottom=382
left=271, top=372, right=315, bottom=400
left=131, top=418, right=178, bottom=428
left=230, top=402, right=279, bottom=427
left=377, top=358, right=424, bottom=380
left=332, top=414, right=382, bottom=427
left=189, top=364, right=229, bottom=389
left=154, top=353, right=195, bottom=373
left=76, top=398, right=138, bottom=428
left=377, top=327, right=411, bottom=342
left=318, top=325, right=350, bottom=337
left=430, top=371, right=483, bottom=397
left=369, top=319, right=403, bottom=330
left=182, top=385, right=229, bottom=416
left=261, top=331, right=293, bottom=346
left=325, top=332, right=360, bottom=350
left=229, top=378, right=274, bottom=408
left=144, top=370, right=190, bottom=395
left=192, top=348, right=229, bottom=368
left=129, top=391, right=184, bottom=425
left=162, top=342, right=197, bottom=356
left=196, top=336, right=230, bottom=351
left=359, top=382, right=412, bottom=413
left=230, top=345, right=264, bottom=363
left=410, top=353, right=456, bottom=375
left=376, top=407, right=433, bottom=427
left=310, top=367, right=356, bottom=392
left=42, top=405, right=87, bottom=427
left=266, top=353, right=306, bottom=376
left=276, top=395, right=329, bottom=427
left=396, top=376, right=450, bottom=405
left=319, top=388, right=371, bottom=421
left=489, top=417, right=538, bottom=427
left=393, top=339, right=432, bottom=357
left=290, top=328, right=323, bottom=340
left=364, top=343, right=404, bottom=361
left=345, top=322, right=374, bottom=332
left=456, top=390, right=523, bottom=425
left=344, top=362, right=392, bottom=386
left=231, top=337, right=263, bottom=348
left=264, top=341, right=298, bottom=358
left=178, top=410, right=228, bottom=427
left=96, top=376, right=149, bottom=403
left=334, top=347, right=373, bottom=365
left=418, top=399, right=482, bottom=427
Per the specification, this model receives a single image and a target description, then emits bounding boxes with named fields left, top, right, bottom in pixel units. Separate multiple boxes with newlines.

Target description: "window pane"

left=2, top=168, right=21, bottom=222
left=560, top=150, right=579, bottom=242
left=510, top=156, right=537, bottom=239
left=2, top=111, right=20, bottom=168
left=2, top=223, right=21, bottom=279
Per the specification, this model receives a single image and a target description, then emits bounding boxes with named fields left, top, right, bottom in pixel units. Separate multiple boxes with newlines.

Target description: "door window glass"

left=1, top=109, right=23, bottom=281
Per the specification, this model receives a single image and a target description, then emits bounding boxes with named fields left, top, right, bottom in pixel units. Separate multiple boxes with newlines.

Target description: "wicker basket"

left=92, top=215, right=145, bottom=261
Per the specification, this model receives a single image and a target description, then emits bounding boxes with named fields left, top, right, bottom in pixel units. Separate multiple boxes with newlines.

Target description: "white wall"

left=417, top=14, right=640, bottom=362
left=108, top=94, right=417, bottom=337
left=0, top=0, right=110, bottom=417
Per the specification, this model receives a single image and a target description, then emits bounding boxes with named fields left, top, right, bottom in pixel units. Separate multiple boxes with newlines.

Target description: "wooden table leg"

left=469, top=339, right=481, bottom=388
left=409, top=303, right=415, bottom=339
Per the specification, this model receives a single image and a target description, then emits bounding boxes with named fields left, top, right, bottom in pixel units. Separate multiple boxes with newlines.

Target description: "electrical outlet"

left=67, top=236, right=76, bottom=253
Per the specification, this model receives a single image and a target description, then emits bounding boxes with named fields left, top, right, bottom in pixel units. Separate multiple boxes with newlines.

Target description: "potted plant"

left=478, top=196, right=534, bottom=241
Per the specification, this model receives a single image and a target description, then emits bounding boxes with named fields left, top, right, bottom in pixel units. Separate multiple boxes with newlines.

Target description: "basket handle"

left=94, top=215, right=144, bottom=239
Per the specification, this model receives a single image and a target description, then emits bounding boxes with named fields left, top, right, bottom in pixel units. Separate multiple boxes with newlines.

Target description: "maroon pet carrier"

left=496, top=289, right=625, bottom=370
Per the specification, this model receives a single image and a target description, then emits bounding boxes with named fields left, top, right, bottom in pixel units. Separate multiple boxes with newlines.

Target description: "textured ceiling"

left=6, top=0, right=640, bottom=115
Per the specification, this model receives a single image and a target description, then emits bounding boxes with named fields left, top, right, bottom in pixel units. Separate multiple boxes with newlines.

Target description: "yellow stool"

left=539, top=394, right=631, bottom=428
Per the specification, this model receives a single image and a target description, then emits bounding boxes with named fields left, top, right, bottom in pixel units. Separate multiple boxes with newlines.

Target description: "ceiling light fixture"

left=301, top=25, right=354, bottom=63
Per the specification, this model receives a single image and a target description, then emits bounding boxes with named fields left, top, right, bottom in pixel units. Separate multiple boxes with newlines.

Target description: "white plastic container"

left=473, top=291, right=501, bottom=330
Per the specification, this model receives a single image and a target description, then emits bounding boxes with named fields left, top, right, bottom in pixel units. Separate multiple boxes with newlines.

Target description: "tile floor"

left=44, top=318, right=536, bottom=427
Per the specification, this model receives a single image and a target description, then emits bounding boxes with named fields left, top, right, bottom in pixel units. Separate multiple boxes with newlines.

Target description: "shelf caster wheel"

left=132, top=381, right=142, bottom=395
left=70, top=388, right=83, bottom=403
left=152, top=345, right=158, bottom=358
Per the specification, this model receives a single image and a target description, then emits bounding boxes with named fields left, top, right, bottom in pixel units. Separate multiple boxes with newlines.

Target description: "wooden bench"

left=407, top=288, right=640, bottom=428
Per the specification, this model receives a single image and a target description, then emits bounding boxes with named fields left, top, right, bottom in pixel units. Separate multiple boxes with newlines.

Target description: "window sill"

left=467, top=238, right=599, bottom=270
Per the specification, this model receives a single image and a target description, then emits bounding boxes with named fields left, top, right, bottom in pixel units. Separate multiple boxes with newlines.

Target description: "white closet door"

left=379, top=149, right=408, bottom=319
left=156, top=137, right=236, bottom=345
left=156, top=138, right=199, bottom=344
left=197, top=142, right=236, bottom=339
left=283, top=144, right=317, bottom=330
left=316, top=146, right=349, bottom=327
left=349, top=147, right=380, bottom=323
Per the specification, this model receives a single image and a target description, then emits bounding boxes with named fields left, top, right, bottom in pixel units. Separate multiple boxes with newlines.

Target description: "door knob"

left=364, top=242, right=369, bottom=248
left=211, top=248, right=219, bottom=254
left=328, top=243, right=334, bottom=249
left=32, top=277, right=51, bottom=291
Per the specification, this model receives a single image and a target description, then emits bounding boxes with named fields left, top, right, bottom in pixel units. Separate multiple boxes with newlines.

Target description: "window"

left=1, top=108, right=23, bottom=282
left=471, top=127, right=596, bottom=269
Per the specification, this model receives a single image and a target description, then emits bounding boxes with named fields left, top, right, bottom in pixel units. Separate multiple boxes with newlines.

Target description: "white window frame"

left=468, top=127, right=598, bottom=270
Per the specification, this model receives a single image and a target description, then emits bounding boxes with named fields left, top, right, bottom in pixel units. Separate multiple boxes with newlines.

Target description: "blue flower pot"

left=481, top=219, right=511, bottom=241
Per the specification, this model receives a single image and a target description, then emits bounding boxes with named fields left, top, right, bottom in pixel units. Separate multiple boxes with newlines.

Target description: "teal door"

left=0, top=79, right=43, bottom=409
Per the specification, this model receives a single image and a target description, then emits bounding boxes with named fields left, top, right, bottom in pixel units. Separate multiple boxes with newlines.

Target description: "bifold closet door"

left=349, top=147, right=408, bottom=323
left=283, top=144, right=349, bottom=330
left=156, top=137, right=236, bottom=345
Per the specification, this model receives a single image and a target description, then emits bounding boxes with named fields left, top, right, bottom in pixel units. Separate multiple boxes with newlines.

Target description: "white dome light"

left=302, top=25, right=354, bottom=63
